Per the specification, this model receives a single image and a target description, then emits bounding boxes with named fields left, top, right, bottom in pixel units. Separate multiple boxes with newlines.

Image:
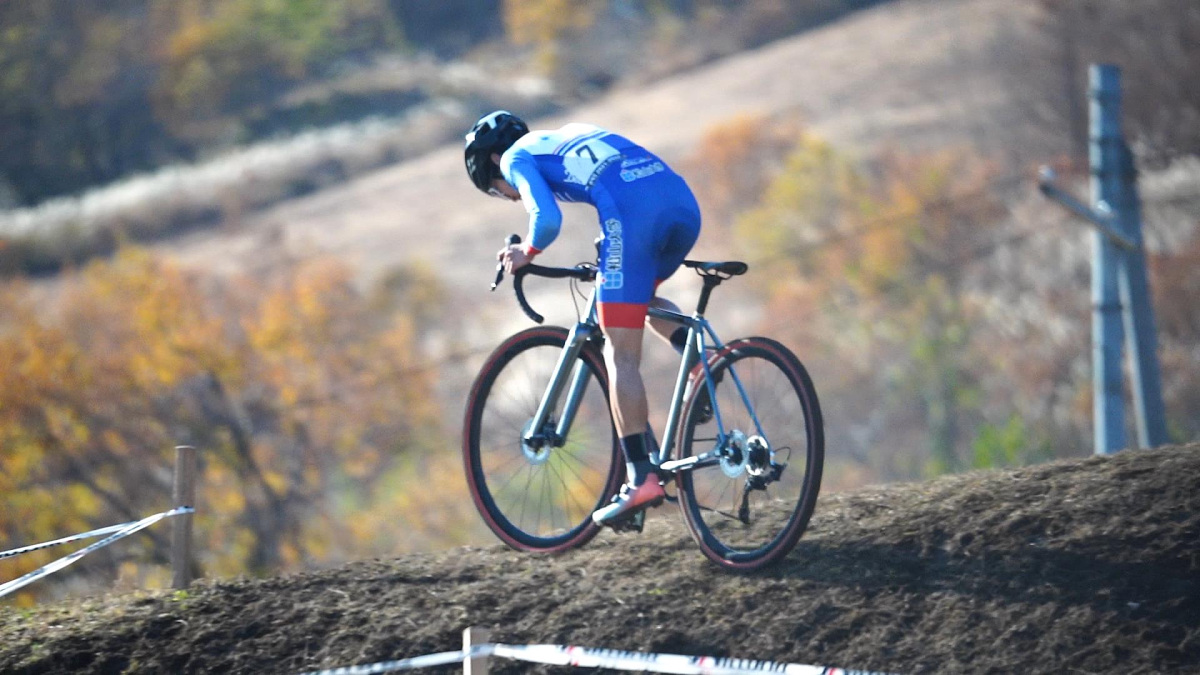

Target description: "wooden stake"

left=463, top=626, right=490, bottom=675
left=171, top=445, right=197, bottom=589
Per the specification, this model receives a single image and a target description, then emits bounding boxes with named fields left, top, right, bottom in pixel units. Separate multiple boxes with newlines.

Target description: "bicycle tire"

left=675, top=337, right=824, bottom=571
left=463, top=326, right=623, bottom=552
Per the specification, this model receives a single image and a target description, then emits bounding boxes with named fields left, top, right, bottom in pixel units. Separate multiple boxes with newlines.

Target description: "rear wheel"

left=463, top=326, right=622, bottom=552
left=676, top=337, right=823, bottom=571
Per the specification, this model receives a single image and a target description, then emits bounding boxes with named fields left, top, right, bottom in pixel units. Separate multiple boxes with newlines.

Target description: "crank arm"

left=659, top=450, right=723, bottom=473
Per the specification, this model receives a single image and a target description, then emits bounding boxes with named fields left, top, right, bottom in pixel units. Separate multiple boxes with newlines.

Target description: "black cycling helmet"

left=464, top=110, right=529, bottom=192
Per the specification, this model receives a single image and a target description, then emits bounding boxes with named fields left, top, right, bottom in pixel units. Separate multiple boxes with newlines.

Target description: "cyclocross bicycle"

left=463, top=236, right=824, bottom=571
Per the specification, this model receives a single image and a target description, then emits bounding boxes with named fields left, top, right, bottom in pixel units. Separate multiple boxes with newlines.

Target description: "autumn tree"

left=156, top=0, right=403, bottom=142
left=681, top=113, right=801, bottom=228
left=737, top=134, right=1010, bottom=478
left=0, top=248, right=451, bottom=605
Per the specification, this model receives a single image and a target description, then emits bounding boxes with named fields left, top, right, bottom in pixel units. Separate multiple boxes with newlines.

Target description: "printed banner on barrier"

left=297, top=641, right=895, bottom=675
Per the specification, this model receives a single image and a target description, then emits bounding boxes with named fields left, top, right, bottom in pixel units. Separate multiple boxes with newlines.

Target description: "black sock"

left=644, top=424, right=659, bottom=458
left=620, top=432, right=653, bottom=483
left=669, top=327, right=689, bottom=355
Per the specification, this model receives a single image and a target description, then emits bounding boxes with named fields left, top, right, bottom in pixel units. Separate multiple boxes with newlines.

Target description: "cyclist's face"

left=489, top=179, right=520, bottom=202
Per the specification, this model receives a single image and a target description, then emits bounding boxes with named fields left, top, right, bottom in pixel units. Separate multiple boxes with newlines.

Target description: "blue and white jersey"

left=499, top=123, right=670, bottom=253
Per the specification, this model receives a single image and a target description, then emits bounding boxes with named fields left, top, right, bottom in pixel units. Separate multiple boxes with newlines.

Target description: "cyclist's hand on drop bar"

left=496, top=234, right=533, bottom=275
left=492, top=234, right=521, bottom=291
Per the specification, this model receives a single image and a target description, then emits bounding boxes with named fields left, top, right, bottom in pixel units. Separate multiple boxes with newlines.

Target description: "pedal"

left=606, top=509, right=645, bottom=534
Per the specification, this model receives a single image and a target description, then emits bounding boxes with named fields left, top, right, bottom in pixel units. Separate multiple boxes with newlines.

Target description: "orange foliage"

left=734, top=137, right=1009, bottom=478
left=682, top=113, right=802, bottom=227
left=0, top=248, right=445, bottom=604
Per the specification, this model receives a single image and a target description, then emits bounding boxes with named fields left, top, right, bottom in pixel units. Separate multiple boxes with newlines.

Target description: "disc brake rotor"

left=746, top=435, right=771, bottom=476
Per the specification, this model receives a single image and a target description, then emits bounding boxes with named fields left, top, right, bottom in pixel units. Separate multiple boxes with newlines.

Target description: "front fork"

left=555, top=355, right=594, bottom=442
left=525, top=296, right=603, bottom=449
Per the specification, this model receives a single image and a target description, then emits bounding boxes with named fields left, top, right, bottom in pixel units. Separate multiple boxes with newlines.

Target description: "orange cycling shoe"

left=591, top=479, right=666, bottom=526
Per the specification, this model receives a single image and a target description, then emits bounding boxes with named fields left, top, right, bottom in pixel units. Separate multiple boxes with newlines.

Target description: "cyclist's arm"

left=503, top=150, right=561, bottom=256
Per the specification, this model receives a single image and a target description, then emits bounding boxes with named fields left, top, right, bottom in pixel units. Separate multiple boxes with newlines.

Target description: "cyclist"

left=465, top=110, right=702, bottom=527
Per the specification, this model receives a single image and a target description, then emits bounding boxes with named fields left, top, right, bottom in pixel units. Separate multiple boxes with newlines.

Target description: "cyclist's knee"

left=602, top=326, right=644, bottom=366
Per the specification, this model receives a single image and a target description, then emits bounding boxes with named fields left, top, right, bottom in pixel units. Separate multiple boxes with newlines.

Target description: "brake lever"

left=491, top=233, right=521, bottom=291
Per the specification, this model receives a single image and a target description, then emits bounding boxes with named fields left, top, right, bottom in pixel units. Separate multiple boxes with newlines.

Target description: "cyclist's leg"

left=646, top=193, right=702, bottom=350
left=594, top=216, right=657, bottom=443
left=593, top=187, right=662, bottom=486
left=592, top=219, right=666, bottom=523
left=590, top=173, right=699, bottom=523
left=598, top=179, right=701, bottom=434
left=602, top=325, right=648, bottom=439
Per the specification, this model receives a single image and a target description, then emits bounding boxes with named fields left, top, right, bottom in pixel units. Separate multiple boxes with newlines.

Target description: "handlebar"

left=513, top=264, right=597, bottom=324
left=491, top=234, right=596, bottom=324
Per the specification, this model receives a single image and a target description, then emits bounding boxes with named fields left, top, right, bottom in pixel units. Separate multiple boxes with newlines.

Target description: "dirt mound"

left=2, top=444, right=1198, bottom=674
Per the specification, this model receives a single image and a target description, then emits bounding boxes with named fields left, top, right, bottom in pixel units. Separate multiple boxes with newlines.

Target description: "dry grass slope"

left=1, top=443, right=1197, bottom=674
left=155, top=0, right=1057, bottom=291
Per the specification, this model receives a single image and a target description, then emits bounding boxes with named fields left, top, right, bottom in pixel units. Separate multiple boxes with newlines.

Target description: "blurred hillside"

left=1, top=0, right=1198, bottom=605
left=0, top=0, right=885, bottom=209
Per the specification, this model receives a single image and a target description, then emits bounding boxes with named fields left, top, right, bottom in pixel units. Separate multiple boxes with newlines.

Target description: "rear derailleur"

left=737, top=462, right=786, bottom=524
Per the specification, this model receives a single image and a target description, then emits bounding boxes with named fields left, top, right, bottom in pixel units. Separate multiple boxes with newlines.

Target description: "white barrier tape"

left=0, top=507, right=194, bottom=599
left=491, top=643, right=891, bottom=675
left=298, top=647, right=485, bottom=675
left=1, top=521, right=141, bottom=561
left=298, top=642, right=893, bottom=675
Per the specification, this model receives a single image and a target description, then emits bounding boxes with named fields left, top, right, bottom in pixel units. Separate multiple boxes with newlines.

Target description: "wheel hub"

left=720, top=430, right=750, bottom=477
left=520, top=419, right=552, bottom=465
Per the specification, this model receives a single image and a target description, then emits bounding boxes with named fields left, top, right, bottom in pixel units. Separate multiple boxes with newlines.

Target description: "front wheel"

left=463, top=326, right=623, bottom=552
left=676, top=337, right=824, bottom=571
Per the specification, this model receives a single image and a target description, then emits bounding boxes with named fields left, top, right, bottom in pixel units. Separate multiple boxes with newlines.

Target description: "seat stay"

left=653, top=313, right=771, bottom=474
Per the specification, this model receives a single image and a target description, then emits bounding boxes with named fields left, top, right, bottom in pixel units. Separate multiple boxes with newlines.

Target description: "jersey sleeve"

left=503, top=149, right=562, bottom=255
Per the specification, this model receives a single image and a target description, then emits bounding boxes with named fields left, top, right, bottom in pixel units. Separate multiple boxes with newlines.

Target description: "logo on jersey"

left=620, top=161, right=665, bottom=183
left=601, top=218, right=624, bottom=290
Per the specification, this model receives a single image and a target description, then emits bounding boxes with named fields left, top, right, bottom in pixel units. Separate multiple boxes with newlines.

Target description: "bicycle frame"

left=474, top=249, right=821, bottom=567
left=521, top=283, right=769, bottom=474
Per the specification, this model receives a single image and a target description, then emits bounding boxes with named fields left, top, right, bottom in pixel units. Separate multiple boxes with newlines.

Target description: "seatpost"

left=695, top=277, right=721, bottom=315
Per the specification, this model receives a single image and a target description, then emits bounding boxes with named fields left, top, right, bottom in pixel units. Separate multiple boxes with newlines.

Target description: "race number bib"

left=562, top=138, right=620, bottom=187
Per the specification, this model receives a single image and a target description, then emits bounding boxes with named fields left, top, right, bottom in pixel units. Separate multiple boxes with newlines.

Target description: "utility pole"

left=1039, top=64, right=1168, bottom=455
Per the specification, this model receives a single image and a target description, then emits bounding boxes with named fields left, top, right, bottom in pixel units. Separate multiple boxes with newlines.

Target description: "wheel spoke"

left=466, top=330, right=620, bottom=551
left=676, top=339, right=823, bottom=570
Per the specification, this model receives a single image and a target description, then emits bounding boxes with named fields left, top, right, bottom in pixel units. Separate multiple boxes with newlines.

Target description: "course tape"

left=300, top=648, right=477, bottom=675
left=1, top=521, right=143, bottom=561
left=299, top=642, right=894, bottom=675
left=0, top=507, right=194, bottom=599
